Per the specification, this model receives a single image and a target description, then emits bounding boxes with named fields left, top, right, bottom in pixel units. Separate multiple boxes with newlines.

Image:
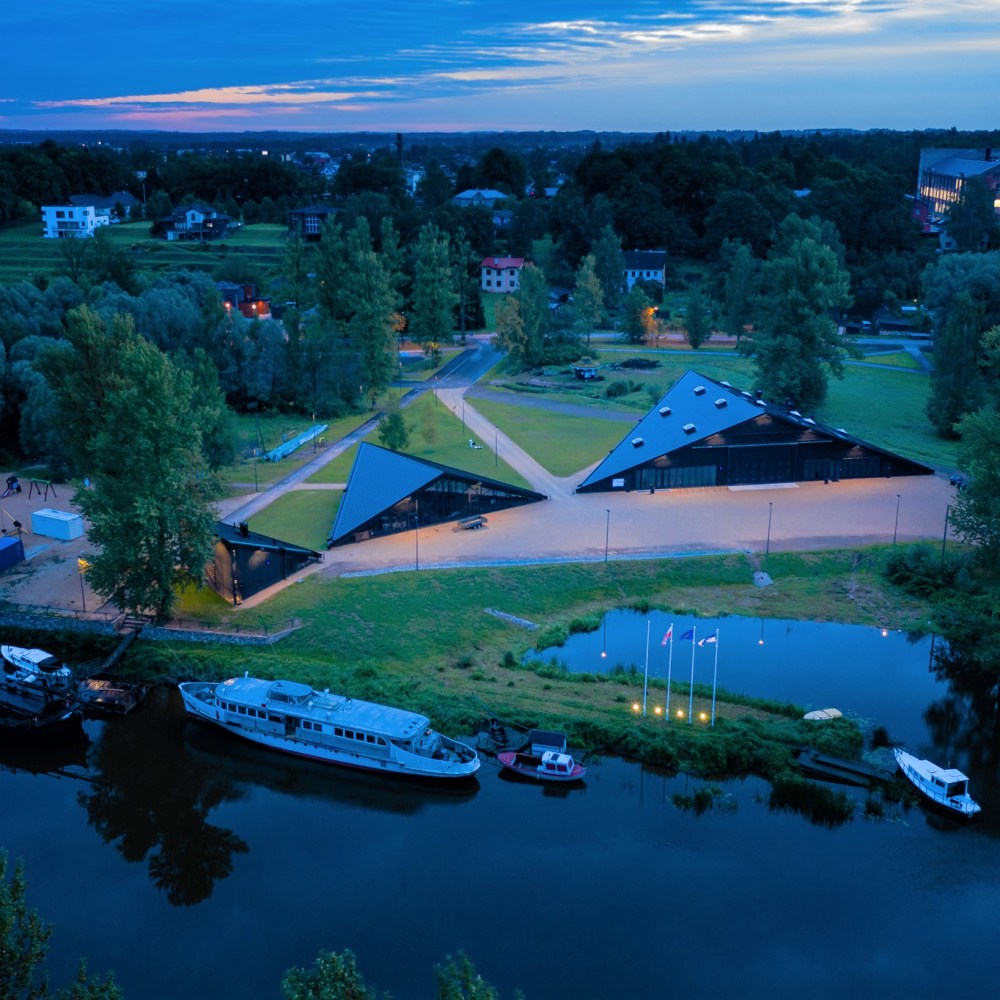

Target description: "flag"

left=698, top=632, right=718, bottom=647
left=661, top=625, right=673, bottom=646
left=679, top=628, right=695, bottom=641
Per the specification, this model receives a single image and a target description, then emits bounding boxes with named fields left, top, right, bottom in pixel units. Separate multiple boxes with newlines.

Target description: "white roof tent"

left=328, top=443, right=546, bottom=547
left=577, top=371, right=933, bottom=493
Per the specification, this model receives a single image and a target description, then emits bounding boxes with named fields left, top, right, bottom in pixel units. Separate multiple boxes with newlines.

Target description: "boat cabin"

left=540, top=751, right=575, bottom=776
left=931, top=768, right=970, bottom=799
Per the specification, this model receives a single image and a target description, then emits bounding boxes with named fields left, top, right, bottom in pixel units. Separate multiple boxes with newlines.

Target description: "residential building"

left=161, top=203, right=230, bottom=241
left=481, top=256, right=529, bottom=293
left=217, top=281, right=271, bottom=320
left=41, top=203, right=106, bottom=239
left=454, top=188, right=508, bottom=208
left=41, top=190, right=141, bottom=238
left=623, top=250, right=667, bottom=289
left=288, top=204, right=337, bottom=241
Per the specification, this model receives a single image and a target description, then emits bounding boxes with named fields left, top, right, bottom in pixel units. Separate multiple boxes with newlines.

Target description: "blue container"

left=0, top=534, right=25, bottom=571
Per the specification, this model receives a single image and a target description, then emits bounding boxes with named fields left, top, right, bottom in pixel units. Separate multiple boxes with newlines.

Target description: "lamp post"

left=77, top=557, right=89, bottom=614
left=312, top=412, right=317, bottom=454
left=604, top=509, right=611, bottom=563
left=765, top=502, right=773, bottom=555
left=414, top=498, right=420, bottom=571
left=893, top=493, right=901, bottom=545
left=495, top=427, right=498, bottom=469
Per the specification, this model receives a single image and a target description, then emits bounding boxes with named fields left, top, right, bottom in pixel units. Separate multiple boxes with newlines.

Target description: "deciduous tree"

left=409, top=224, right=457, bottom=349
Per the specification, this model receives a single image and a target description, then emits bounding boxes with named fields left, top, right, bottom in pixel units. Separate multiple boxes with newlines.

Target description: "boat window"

left=238, top=706, right=247, bottom=715
left=268, top=715, right=282, bottom=723
left=366, top=734, right=376, bottom=743
left=345, top=730, right=354, bottom=740
left=334, top=727, right=343, bottom=737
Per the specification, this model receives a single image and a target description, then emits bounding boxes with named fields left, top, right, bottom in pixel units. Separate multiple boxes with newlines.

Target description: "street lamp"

left=604, top=509, right=611, bottom=563
left=893, top=493, right=901, bottom=545
left=941, top=503, right=951, bottom=569
left=765, top=502, right=773, bottom=555
left=77, top=557, right=89, bottom=613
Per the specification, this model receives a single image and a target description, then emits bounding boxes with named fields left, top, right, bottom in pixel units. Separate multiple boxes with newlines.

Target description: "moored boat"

left=0, top=686, right=85, bottom=743
left=497, top=748, right=587, bottom=782
left=2, top=644, right=74, bottom=692
left=496, top=728, right=587, bottom=782
left=894, top=747, right=981, bottom=818
left=178, top=675, right=480, bottom=780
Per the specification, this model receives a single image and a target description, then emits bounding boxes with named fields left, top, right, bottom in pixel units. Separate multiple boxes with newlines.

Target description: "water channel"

left=3, top=615, right=1000, bottom=999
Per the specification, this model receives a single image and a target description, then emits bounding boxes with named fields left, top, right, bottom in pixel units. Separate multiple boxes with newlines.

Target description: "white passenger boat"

left=894, top=747, right=981, bottom=818
left=178, top=675, right=480, bottom=780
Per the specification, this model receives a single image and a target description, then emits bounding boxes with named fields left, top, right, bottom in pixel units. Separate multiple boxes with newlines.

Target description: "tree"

left=409, top=224, right=457, bottom=349
left=684, top=283, right=712, bottom=349
left=622, top=284, right=654, bottom=345
left=346, top=245, right=401, bottom=405
left=38, top=306, right=220, bottom=621
left=450, top=230, right=482, bottom=343
left=58, top=235, right=91, bottom=285
left=1, top=851, right=121, bottom=1000
left=571, top=254, right=603, bottom=347
left=721, top=240, right=758, bottom=342
left=376, top=395, right=409, bottom=451
left=925, top=291, right=987, bottom=437
left=513, top=264, right=551, bottom=367
left=740, top=214, right=853, bottom=411
left=281, top=949, right=380, bottom=1000
left=590, top=225, right=625, bottom=314
left=493, top=294, right=527, bottom=367
left=91, top=228, right=139, bottom=295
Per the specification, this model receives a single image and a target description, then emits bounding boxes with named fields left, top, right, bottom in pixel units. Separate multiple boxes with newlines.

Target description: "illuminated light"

left=632, top=702, right=641, bottom=713
left=653, top=706, right=662, bottom=716
left=600, top=650, right=607, bottom=659
left=676, top=709, right=685, bottom=719
left=699, top=712, right=708, bottom=722
left=758, top=638, right=764, bottom=646
left=881, top=628, right=889, bottom=637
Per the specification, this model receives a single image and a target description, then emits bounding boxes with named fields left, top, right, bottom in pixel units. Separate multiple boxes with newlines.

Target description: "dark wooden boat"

left=496, top=729, right=587, bottom=783
left=793, top=747, right=884, bottom=787
left=0, top=686, right=85, bottom=743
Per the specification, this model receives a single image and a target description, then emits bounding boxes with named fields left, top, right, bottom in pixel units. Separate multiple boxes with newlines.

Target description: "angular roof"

left=69, top=191, right=139, bottom=210
left=481, top=256, right=526, bottom=269
left=577, top=370, right=931, bottom=490
left=329, top=443, right=544, bottom=546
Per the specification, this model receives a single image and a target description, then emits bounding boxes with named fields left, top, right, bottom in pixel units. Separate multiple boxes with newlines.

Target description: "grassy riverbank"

left=116, top=547, right=929, bottom=782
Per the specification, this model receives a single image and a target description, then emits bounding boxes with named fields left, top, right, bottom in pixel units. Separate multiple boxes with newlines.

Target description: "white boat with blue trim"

left=178, top=675, right=480, bottom=780
left=894, top=747, right=981, bottom=818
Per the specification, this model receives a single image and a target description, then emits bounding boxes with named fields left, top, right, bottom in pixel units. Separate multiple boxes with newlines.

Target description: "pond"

left=2, top=616, right=999, bottom=999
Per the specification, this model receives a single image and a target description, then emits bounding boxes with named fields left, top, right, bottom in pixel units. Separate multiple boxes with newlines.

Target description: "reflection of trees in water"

left=926, top=637, right=1000, bottom=783
left=78, top=686, right=248, bottom=907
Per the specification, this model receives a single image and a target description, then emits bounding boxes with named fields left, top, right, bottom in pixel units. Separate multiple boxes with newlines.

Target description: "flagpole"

left=665, top=622, right=674, bottom=721
left=688, top=625, right=696, bottom=724
left=642, top=619, right=650, bottom=717
left=711, top=629, right=720, bottom=726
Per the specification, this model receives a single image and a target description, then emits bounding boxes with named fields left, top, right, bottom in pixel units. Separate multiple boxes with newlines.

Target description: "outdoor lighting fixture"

left=699, top=712, right=708, bottom=722
left=676, top=709, right=685, bottom=719
left=654, top=706, right=662, bottom=716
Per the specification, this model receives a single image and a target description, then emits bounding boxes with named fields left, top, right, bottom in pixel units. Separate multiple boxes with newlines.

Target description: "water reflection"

left=78, top=686, right=249, bottom=907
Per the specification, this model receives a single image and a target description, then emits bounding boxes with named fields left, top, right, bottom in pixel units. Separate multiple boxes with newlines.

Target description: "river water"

left=3, top=616, right=1000, bottom=999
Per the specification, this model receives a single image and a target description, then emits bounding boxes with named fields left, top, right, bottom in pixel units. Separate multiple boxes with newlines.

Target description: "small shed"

left=31, top=508, right=84, bottom=540
left=0, top=535, right=25, bottom=571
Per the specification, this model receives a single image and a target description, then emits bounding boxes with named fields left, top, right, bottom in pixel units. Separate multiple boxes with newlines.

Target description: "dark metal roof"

left=329, top=442, right=545, bottom=545
left=577, top=370, right=932, bottom=490
left=216, top=521, right=321, bottom=558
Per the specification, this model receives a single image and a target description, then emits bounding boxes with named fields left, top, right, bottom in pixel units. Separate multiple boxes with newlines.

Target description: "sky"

left=3, top=0, right=999, bottom=134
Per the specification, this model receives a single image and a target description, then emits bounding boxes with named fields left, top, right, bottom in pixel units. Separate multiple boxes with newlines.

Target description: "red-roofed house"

left=481, top=256, right=529, bottom=294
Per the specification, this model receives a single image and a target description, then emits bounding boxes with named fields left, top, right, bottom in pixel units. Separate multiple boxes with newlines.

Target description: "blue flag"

left=679, top=628, right=695, bottom=641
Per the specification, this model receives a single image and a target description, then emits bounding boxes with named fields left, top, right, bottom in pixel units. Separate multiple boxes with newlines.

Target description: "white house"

left=480, top=256, right=529, bottom=294
left=41, top=203, right=107, bottom=239
left=623, top=250, right=667, bottom=289
left=454, top=189, right=508, bottom=209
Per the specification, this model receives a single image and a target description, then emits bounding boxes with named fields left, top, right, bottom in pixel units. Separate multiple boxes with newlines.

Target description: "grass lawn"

left=0, top=221, right=290, bottom=285
left=466, top=396, right=628, bottom=477
left=244, top=488, right=340, bottom=552
left=855, top=350, right=923, bottom=370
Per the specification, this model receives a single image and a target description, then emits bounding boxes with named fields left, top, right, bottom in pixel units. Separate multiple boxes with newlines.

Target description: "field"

left=0, top=221, right=289, bottom=285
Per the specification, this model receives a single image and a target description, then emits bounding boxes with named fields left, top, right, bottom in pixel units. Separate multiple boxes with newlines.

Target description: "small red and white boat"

left=496, top=729, right=587, bottom=782
left=497, top=748, right=587, bottom=782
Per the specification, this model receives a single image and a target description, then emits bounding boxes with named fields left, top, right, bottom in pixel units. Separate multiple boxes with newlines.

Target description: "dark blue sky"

left=4, top=1, right=996, bottom=132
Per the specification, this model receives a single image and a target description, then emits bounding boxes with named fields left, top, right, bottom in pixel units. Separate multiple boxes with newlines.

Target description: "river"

left=3, top=616, right=999, bottom=999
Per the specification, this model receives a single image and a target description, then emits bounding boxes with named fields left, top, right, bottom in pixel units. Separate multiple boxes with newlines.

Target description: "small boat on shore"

left=793, top=747, right=885, bottom=788
left=894, top=747, right=981, bottom=818
left=496, top=728, right=587, bottom=783
left=178, top=675, right=480, bottom=780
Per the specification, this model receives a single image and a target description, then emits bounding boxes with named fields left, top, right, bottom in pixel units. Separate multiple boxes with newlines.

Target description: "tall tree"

left=740, top=214, right=853, bottom=411
left=572, top=254, right=604, bottom=346
left=493, top=295, right=527, bottom=368
left=409, top=224, right=457, bottom=349
left=925, top=291, right=987, bottom=437
left=513, top=264, right=551, bottom=367
left=590, top=225, right=625, bottom=314
left=450, top=229, right=481, bottom=343
left=38, top=306, right=220, bottom=621
left=721, top=240, right=758, bottom=342
left=346, top=242, right=401, bottom=405
left=622, top=284, right=654, bottom=345
left=684, top=284, right=712, bottom=349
